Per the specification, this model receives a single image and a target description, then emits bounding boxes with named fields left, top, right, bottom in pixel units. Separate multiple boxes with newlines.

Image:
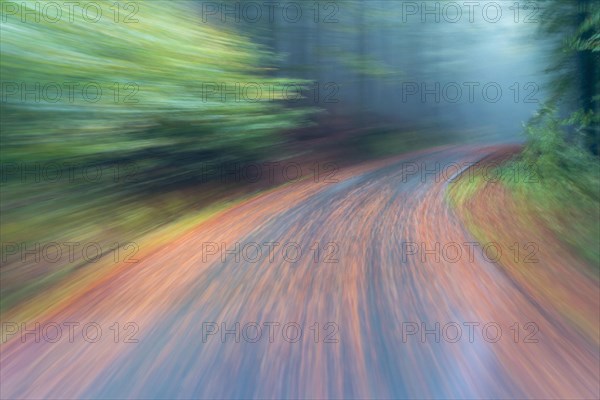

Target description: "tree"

left=540, top=0, right=600, bottom=154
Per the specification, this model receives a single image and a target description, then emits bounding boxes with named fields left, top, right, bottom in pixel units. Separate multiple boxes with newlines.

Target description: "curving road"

left=1, top=145, right=599, bottom=399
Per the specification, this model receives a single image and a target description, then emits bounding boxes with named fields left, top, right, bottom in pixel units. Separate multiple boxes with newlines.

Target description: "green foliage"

left=540, top=0, right=599, bottom=140
left=506, top=0, right=600, bottom=264
left=542, top=0, right=600, bottom=51
left=508, top=107, right=600, bottom=266
left=0, top=0, right=316, bottom=306
left=0, top=0, right=314, bottom=184
left=521, top=106, right=598, bottom=178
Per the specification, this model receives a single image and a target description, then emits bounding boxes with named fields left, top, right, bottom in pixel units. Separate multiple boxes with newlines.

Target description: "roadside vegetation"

left=448, top=0, right=599, bottom=268
left=0, top=1, right=437, bottom=314
left=0, top=0, right=316, bottom=313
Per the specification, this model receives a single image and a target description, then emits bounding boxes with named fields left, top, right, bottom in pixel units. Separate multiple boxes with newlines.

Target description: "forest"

left=0, top=1, right=599, bottom=399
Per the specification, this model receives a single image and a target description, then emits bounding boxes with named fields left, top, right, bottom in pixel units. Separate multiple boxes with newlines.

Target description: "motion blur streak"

left=1, top=0, right=599, bottom=398
left=1, top=145, right=598, bottom=399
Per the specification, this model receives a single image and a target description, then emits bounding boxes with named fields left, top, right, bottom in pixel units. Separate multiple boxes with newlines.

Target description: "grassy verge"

left=0, top=199, right=236, bottom=322
left=446, top=154, right=600, bottom=269
left=0, top=187, right=244, bottom=317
